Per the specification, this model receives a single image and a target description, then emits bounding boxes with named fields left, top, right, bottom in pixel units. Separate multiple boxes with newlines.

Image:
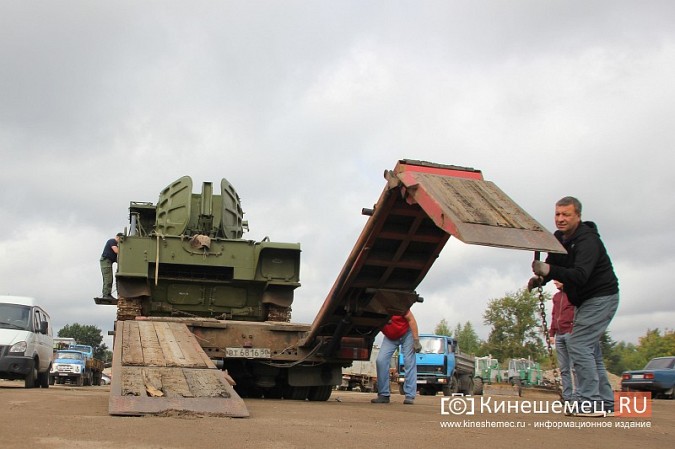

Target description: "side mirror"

left=40, top=321, right=49, bottom=335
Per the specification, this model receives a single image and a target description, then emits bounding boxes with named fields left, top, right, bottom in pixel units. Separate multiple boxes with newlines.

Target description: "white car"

left=100, top=373, right=111, bottom=385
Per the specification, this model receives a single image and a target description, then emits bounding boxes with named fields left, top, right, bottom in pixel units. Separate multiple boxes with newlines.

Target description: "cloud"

left=1, top=1, right=674, bottom=350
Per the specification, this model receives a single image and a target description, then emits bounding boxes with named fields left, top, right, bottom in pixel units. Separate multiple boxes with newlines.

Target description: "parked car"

left=621, top=356, right=675, bottom=399
left=100, top=373, right=111, bottom=385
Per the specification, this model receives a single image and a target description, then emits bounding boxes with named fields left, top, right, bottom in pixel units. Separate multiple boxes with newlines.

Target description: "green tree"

left=603, top=328, right=674, bottom=374
left=455, top=321, right=482, bottom=355
left=481, top=288, right=548, bottom=362
left=434, top=318, right=452, bottom=336
left=58, top=323, right=109, bottom=361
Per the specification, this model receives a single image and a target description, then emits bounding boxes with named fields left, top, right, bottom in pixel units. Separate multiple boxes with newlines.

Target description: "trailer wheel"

left=308, top=385, right=332, bottom=401
left=287, top=386, right=309, bottom=400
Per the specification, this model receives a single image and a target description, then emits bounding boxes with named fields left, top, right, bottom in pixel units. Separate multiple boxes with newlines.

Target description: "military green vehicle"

left=112, top=176, right=299, bottom=323
left=97, top=160, right=564, bottom=416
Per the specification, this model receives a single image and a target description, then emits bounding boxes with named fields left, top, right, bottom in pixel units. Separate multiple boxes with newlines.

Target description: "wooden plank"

left=122, top=321, right=145, bottom=366
left=154, top=321, right=188, bottom=367
left=120, top=366, right=146, bottom=397
left=170, top=323, right=211, bottom=368
left=158, top=368, right=194, bottom=399
left=138, top=321, right=166, bottom=367
left=185, top=328, right=217, bottom=369
left=183, top=369, right=232, bottom=398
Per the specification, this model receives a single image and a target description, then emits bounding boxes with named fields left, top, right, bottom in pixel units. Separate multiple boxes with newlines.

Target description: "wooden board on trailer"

left=109, top=320, right=248, bottom=417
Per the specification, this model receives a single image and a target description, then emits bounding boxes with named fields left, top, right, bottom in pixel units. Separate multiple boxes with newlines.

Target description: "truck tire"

left=443, top=376, right=459, bottom=396
left=473, top=377, right=483, bottom=395
left=459, top=374, right=474, bottom=395
left=308, top=385, right=332, bottom=401
left=76, top=375, right=84, bottom=387
left=285, top=386, right=309, bottom=400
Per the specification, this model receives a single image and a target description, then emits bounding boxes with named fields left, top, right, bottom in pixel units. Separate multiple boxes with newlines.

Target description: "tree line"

left=434, top=288, right=674, bottom=374
left=57, top=323, right=113, bottom=363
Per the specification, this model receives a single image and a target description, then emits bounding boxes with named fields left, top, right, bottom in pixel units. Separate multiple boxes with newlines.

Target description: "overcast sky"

left=1, top=1, right=674, bottom=351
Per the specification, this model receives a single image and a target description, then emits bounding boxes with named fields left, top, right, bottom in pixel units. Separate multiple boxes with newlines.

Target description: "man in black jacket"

left=528, top=196, right=619, bottom=417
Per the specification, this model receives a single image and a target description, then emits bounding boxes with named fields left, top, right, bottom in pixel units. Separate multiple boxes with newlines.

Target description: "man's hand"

left=532, top=260, right=550, bottom=276
left=413, top=338, right=422, bottom=352
left=527, top=276, right=542, bottom=291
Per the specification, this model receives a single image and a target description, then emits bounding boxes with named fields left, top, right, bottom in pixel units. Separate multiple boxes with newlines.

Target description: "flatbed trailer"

left=105, top=159, right=564, bottom=416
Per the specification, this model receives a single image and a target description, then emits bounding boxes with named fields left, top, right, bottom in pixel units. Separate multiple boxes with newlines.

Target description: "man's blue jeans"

left=375, top=328, right=416, bottom=399
left=555, top=333, right=578, bottom=401
left=567, top=293, right=619, bottom=411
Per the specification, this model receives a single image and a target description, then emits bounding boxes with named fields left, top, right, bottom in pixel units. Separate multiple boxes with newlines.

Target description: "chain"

left=536, top=278, right=563, bottom=400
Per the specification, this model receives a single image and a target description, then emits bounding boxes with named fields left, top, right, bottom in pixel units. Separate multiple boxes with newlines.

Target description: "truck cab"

left=50, top=350, right=87, bottom=386
left=398, top=334, right=475, bottom=396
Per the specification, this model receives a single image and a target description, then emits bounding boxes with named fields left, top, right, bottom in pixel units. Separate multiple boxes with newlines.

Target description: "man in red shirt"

left=550, top=280, right=578, bottom=402
left=371, top=309, right=421, bottom=405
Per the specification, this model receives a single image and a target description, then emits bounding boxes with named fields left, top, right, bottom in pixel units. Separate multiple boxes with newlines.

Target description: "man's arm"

left=404, top=310, right=419, bottom=339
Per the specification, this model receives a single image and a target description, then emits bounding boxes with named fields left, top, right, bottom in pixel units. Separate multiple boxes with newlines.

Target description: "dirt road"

left=1, top=381, right=672, bottom=449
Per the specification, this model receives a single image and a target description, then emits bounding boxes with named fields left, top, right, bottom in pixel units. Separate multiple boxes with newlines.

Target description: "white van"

left=0, top=296, right=53, bottom=388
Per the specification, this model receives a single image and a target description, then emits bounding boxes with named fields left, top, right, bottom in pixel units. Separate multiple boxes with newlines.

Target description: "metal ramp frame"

left=301, top=159, right=564, bottom=355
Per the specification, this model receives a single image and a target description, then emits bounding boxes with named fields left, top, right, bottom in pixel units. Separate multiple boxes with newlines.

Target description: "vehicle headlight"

left=9, top=341, right=27, bottom=354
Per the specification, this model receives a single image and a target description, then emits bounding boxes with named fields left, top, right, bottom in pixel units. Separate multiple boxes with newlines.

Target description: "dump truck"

left=96, top=159, right=564, bottom=417
left=49, top=344, right=105, bottom=386
left=398, top=334, right=475, bottom=396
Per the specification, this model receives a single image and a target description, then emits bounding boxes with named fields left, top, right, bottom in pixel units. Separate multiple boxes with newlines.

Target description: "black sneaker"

left=403, top=397, right=415, bottom=405
left=370, top=395, right=390, bottom=404
left=102, top=294, right=117, bottom=300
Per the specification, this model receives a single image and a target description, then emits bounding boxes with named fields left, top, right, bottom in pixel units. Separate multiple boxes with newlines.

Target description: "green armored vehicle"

left=112, top=176, right=300, bottom=323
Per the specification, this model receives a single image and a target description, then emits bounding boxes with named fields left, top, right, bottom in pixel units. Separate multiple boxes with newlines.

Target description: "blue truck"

left=49, top=344, right=105, bottom=386
left=398, top=334, right=475, bottom=396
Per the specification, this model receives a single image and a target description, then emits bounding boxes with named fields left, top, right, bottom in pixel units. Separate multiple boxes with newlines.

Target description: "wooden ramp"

left=109, top=320, right=249, bottom=417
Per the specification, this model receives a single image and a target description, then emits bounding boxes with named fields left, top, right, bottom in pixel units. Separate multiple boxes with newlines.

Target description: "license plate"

left=416, top=379, right=427, bottom=384
left=225, top=347, right=271, bottom=358
left=632, top=374, right=644, bottom=379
